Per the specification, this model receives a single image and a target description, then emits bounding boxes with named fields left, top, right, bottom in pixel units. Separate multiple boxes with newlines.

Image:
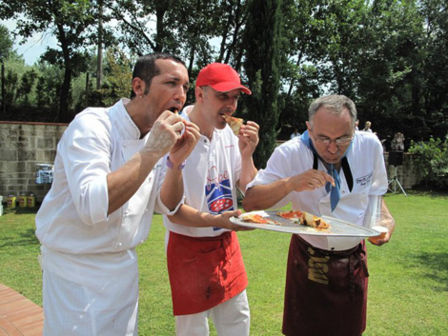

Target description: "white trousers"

left=42, top=268, right=138, bottom=336
left=175, top=290, right=250, bottom=336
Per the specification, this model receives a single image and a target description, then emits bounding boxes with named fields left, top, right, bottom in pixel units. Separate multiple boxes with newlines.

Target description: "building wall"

left=0, top=121, right=67, bottom=203
left=0, top=124, right=422, bottom=206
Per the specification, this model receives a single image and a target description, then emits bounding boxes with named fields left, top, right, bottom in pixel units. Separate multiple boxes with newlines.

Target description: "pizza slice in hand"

left=223, top=115, right=244, bottom=136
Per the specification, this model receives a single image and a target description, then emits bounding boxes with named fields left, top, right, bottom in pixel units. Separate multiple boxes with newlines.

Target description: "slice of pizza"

left=223, top=115, right=244, bottom=136
left=240, top=213, right=279, bottom=225
left=301, top=211, right=330, bottom=230
left=278, top=209, right=330, bottom=230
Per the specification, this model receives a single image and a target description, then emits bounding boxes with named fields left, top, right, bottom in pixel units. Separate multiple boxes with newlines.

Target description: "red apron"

left=167, top=231, right=248, bottom=315
left=282, top=235, right=369, bottom=336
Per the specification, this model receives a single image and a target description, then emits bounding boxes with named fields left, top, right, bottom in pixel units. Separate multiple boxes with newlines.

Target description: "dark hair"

left=130, top=53, right=186, bottom=99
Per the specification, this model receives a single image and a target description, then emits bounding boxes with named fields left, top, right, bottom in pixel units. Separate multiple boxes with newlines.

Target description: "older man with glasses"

left=243, top=94, right=395, bottom=336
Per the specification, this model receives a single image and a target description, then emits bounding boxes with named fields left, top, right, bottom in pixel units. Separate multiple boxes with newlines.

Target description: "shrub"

left=408, top=135, right=448, bottom=190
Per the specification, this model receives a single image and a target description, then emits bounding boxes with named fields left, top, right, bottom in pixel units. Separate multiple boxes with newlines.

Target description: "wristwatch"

left=166, top=156, right=186, bottom=170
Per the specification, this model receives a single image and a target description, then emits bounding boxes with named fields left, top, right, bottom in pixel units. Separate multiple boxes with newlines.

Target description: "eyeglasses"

left=313, top=134, right=353, bottom=146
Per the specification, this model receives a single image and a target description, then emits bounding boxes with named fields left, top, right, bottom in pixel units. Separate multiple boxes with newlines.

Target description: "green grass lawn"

left=1, top=193, right=447, bottom=335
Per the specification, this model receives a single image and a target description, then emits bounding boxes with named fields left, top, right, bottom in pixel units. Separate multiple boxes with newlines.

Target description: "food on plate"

left=223, top=115, right=244, bottom=136
left=240, top=213, right=279, bottom=225
left=277, top=210, right=330, bottom=231
left=276, top=210, right=304, bottom=222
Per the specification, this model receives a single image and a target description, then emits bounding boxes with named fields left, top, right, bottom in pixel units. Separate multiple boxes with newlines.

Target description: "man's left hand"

left=238, top=121, right=259, bottom=157
left=168, top=120, right=201, bottom=167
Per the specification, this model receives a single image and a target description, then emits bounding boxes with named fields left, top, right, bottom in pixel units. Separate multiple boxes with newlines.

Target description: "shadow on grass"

left=408, top=251, right=448, bottom=292
left=0, top=228, right=40, bottom=248
left=3, top=207, right=39, bottom=215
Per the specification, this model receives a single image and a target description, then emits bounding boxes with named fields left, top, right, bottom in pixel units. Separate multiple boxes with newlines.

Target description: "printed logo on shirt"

left=206, top=170, right=234, bottom=231
left=356, top=173, right=373, bottom=187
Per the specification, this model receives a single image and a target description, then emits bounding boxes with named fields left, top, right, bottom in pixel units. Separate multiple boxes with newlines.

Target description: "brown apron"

left=167, top=231, right=248, bottom=315
left=282, top=235, right=368, bottom=336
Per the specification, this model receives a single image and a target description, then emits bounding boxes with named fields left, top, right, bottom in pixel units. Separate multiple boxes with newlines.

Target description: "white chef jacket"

left=163, top=106, right=242, bottom=237
left=36, top=98, right=180, bottom=285
left=247, top=131, right=388, bottom=251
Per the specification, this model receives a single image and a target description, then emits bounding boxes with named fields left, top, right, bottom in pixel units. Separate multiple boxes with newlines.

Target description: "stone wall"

left=0, top=121, right=67, bottom=204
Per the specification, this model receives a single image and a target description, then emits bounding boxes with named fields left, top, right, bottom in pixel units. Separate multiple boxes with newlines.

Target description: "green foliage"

left=79, top=48, right=132, bottom=109
left=0, top=24, right=13, bottom=59
left=1, top=0, right=448, bottom=144
left=16, top=69, right=37, bottom=105
left=2, top=55, right=34, bottom=111
left=408, top=135, right=448, bottom=190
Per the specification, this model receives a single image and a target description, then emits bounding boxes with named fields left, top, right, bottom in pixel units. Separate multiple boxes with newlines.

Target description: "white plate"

left=230, top=210, right=380, bottom=237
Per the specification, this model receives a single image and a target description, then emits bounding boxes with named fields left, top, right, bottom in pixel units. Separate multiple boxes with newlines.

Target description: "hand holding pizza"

left=238, top=120, right=260, bottom=158
left=213, top=210, right=255, bottom=231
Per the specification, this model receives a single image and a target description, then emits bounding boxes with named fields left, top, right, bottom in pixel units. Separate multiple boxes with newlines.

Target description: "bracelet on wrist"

left=166, top=156, right=186, bottom=170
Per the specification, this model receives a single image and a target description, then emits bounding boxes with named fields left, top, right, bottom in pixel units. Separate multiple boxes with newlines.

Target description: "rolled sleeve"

left=155, top=193, right=185, bottom=215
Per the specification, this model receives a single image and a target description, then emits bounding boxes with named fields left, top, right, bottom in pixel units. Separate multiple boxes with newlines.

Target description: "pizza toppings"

left=277, top=210, right=330, bottom=231
left=223, top=115, right=244, bottom=136
left=276, top=210, right=304, bottom=222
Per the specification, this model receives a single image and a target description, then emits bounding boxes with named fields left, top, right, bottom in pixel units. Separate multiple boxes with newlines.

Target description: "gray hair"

left=308, top=95, right=357, bottom=127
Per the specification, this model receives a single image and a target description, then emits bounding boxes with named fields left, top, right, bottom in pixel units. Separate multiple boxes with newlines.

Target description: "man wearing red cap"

left=162, top=63, right=259, bottom=336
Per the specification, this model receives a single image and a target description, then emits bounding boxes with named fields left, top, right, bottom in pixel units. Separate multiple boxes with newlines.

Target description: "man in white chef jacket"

left=243, top=95, right=395, bottom=336
left=35, top=53, right=200, bottom=336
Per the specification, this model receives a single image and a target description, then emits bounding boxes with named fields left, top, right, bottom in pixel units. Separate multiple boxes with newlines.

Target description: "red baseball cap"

left=196, top=63, right=252, bottom=95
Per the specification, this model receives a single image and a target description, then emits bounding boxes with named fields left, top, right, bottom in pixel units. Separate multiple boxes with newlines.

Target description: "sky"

left=1, top=19, right=57, bottom=65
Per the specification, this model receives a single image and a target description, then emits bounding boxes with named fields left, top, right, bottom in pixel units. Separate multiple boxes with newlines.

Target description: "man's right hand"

left=143, top=110, right=185, bottom=157
left=243, top=169, right=335, bottom=212
left=289, top=169, right=335, bottom=192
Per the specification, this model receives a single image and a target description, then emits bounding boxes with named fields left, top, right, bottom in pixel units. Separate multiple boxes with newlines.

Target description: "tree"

left=0, top=24, right=13, bottom=60
left=0, top=24, right=13, bottom=115
left=243, top=0, right=283, bottom=168
left=0, top=0, right=113, bottom=122
left=83, top=47, right=132, bottom=108
left=418, top=0, right=448, bottom=139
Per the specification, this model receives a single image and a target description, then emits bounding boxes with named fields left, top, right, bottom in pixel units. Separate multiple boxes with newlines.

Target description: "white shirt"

left=36, top=99, right=178, bottom=258
left=247, top=132, right=388, bottom=251
left=290, top=132, right=300, bottom=139
left=163, top=106, right=242, bottom=237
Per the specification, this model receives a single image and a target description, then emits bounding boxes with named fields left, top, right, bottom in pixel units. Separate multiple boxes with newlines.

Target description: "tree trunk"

left=1, top=60, right=5, bottom=115
left=58, top=66, right=72, bottom=122
left=243, top=0, right=283, bottom=168
left=96, top=0, right=103, bottom=90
